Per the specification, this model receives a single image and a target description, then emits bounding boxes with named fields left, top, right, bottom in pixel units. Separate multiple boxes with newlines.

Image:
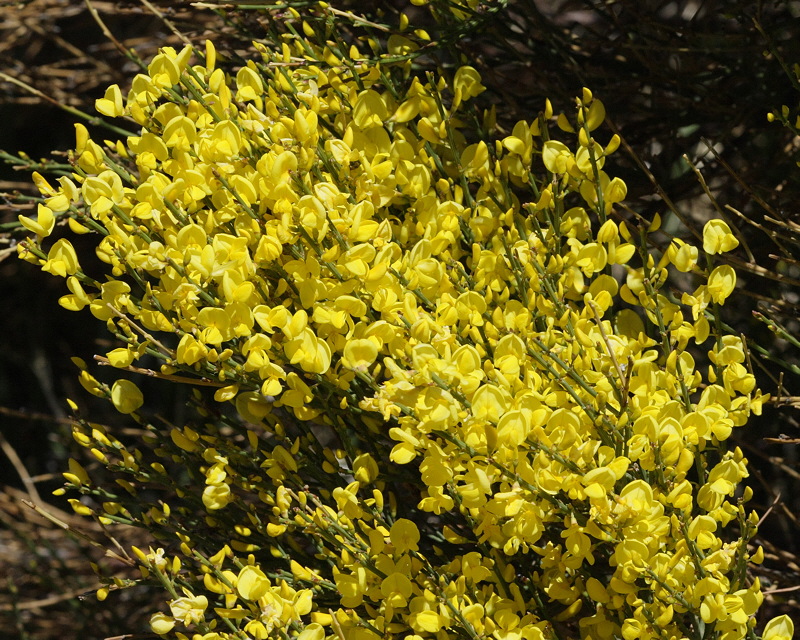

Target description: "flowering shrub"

left=15, top=4, right=795, bottom=640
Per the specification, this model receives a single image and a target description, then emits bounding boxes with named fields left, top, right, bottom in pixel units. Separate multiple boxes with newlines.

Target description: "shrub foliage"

left=10, top=2, right=796, bottom=639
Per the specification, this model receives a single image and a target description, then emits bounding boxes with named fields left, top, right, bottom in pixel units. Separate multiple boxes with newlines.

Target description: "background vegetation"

left=1, top=0, right=799, bottom=638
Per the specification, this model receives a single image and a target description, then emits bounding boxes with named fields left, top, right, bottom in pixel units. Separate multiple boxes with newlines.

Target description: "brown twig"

left=139, top=0, right=194, bottom=49
left=0, top=431, right=43, bottom=505
left=84, top=0, right=138, bottom=61
left=0, top=584, right=104, bottom=612
left=93, top=354, right=225, bottom=387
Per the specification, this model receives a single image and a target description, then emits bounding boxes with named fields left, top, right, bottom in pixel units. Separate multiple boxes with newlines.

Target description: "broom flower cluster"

left=17, top=5, right=792, bottom=639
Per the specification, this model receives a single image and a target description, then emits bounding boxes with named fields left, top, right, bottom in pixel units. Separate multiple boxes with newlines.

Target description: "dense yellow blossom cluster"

left=17, top=6, right=793, bottom=640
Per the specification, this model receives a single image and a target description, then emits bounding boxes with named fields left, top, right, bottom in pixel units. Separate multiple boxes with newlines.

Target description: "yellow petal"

left=110, top=379, right=143, bottom=414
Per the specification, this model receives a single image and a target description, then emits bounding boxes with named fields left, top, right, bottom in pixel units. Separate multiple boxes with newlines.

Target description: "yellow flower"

left=110, top=379, right=143, bottom=414
left=668, top=238, right=699, bottom=272
left=703, top=219, right=739, bottom=254
left=390, top=518, right=420, bottom=553
left=42, top=238, right=79, bottom=277
left=18, top=203, right=56, bottom=238
left=343, top=338, right=380, bottom=370
left=59, top=276, right=93, bottom=311
left=19, top=22, right=771, bottom=640
left=237, top=565, right=271, bottom=601
left=542, top=140, right=574, bottom=174
left=603, top=176, right=627, bottom=204
left=170, top=593, right=208, bottom=625
left=150, top=612, right=175, bottom=635
left=352, top=453, right=379, bottom=484
left=763, top=615, right=794, bottom=640
left=284, top=328, right=332, bottom=374
left=352, top=90, right=388, bottom=129
left=707, top=265, right=736, bottom=304
left=95, top=84, right=125, bottom=117
left=452, top=66, right=486, bottom=109
left=410, top=609, right=444, bottom=634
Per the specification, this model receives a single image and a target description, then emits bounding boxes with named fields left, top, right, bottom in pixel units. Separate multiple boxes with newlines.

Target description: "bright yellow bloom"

left=21, top=17, right=771, bottom=640
left=18, top=203, right=56, bottom=237
left=110, top=379, right=143, bottom=414
left=703, top=219, right=739, bottom=254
